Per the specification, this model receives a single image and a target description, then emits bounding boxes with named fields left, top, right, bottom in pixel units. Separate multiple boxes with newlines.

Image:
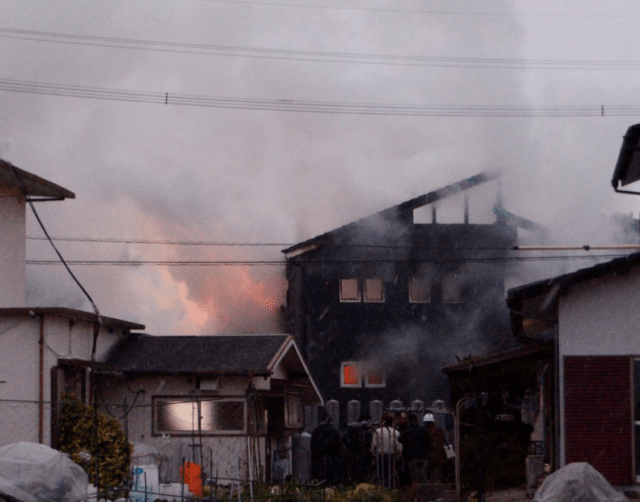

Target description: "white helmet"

left=423, top=413, right=435, bottom=423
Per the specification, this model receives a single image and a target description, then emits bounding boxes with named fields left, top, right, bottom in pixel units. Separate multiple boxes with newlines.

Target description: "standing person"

left=424, top=413, right=447, bottom=483
left=399, top=413, right=429, bottom=486
left=343, top=413, right=374, bottom=483
left=311, top=412, right=343, bottom=486
left=394, top=412, right=410, bottom=487
left=371, top=414, right=402, bottom=489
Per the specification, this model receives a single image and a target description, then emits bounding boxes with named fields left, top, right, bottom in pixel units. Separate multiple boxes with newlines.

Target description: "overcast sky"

left=2, top=0, right=640, bottom=335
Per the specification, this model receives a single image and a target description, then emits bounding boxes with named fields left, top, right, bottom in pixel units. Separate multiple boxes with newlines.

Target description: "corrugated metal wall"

left=564, top=356, right=632, bottom=485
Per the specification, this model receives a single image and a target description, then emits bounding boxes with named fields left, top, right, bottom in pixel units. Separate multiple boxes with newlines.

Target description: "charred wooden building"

left=283, top=173, right=538, bottom=428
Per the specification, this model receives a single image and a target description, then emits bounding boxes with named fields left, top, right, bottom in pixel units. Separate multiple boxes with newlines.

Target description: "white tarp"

left=0, top=443, right=88, bottom=502
left=533, top=462, right=628, bottom=502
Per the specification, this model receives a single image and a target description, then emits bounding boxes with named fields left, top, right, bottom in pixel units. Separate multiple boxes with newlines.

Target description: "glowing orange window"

left=342, top=363, right=360, bottom=386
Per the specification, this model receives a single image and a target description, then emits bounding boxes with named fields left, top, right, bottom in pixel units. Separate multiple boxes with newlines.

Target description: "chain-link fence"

left=0, top=398, right=309, bottom=489
left=0, top=398, right=428, bottom=498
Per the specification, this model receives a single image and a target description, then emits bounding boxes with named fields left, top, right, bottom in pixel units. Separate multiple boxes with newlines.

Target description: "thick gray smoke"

left=2, top=0, right=639, bottom=335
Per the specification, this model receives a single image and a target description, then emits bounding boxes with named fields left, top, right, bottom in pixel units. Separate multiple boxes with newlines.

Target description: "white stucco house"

left=507, top=253, right=640, bottom=485
left=99, top=334, right=322, bottom=484
left=0, top=158, right=322, bottom=485
left=0, top=158, right=146, bottom=447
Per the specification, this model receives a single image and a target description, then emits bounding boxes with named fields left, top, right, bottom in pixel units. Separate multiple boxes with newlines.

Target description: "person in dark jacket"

left=343, top=413, right=374, bottom=483
left=399, top=413, right=429, bottom=485
left=311, top=412, right=343, bottom=485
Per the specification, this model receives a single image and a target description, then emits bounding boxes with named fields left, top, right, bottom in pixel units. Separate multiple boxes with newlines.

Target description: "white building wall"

left=0, top=186, right=25, bottom=307
left=99, top=374, right=264, bottom=484
left=559, top=268, right=640, bottom=356
left=0, top=313, right=129, bottom=446
left=556, top=267, right=640, bottom=468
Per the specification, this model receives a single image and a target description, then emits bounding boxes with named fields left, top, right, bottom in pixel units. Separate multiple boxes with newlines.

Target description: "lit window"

left=154, top=398, right=246, bottom=435
left=365, top=370, right=386, bottom=388
left=341, top=362, right=361, bottom=387
left=341, top=363, right=386, bottom=388
left=442, top=273, right=462, bottom=303
left=364, top=278, right=384, bottom=302
left=340, top=279, right=361, bottom=302
left=409, top=276, right=431, bottom=303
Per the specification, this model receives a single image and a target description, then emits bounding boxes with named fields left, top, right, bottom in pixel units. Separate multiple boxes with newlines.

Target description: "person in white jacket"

left=371, top=414, right=402, bottom=488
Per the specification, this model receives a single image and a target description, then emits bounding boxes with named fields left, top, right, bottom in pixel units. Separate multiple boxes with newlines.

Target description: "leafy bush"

left=58, top=393, right=133, bottom=491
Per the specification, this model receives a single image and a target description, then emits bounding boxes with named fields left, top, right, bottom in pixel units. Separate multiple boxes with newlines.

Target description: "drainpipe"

left=39, top=314, right=44, bottom=444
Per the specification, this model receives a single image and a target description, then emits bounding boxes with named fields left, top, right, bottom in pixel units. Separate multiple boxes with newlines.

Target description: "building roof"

left=0, top=307, right=144, bottom=330
left=506, top=251, right=640, bottom=308
left=106, top=334, right=295, bottom=375
left=506, top=251, right=640, bottom=341
left=612, top=123, right=640, bottom=190
left=282, top=172, right=543, bottom=258
left=0, top=159, right=75, bottom=200
left=282, top=172, right=499, bottom=256
left=442, top=343, right=552, bottom=374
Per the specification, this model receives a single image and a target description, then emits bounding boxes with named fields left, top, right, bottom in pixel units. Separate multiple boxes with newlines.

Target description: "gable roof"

left=282, top=172, right=498, bottom=257
left=106, top=334, right=295, bottom=375
left=0, top=159, right=75, bottom=201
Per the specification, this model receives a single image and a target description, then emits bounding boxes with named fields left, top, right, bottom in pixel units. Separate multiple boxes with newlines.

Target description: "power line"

left=25, top=254, right=631, bottom=266
left=2, top=77, right=640, bottom=117
left=199, top=0, right=640, bottom=19
left=3, top=27, right=640, bottom=70
left=27, top=236, right=292, bottom=246
left=26, top=236, right=640, bottom=252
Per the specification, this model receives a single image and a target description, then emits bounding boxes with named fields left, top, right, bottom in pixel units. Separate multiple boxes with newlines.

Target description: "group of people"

left=310, top=411, right=451, bottom=488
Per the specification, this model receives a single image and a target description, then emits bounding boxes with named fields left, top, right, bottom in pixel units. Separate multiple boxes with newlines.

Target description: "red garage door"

left=564, top=356, right=632, bottom=485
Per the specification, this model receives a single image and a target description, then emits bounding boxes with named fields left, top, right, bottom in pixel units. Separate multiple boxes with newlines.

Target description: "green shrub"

left=58, top=393, right=133, bottom=492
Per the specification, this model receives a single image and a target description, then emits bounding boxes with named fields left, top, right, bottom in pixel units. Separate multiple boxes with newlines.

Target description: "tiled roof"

left=106, top=334, right=291, bottom=374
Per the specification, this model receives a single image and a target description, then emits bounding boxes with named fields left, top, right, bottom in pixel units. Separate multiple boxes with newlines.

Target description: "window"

left=442, top=273, right=463, bottom=303
left=340, top=279, right=360, bottom=302
left=341, top=362, right=386, bottom=388
left=341, top=362, right=361, bottom=387
left=365, top=369, right=386, bottom=388
left=340, top=278, right=385, bottom=302
left=154, top=398, right=246, bottom=435
left=364, top=278, right=384, bottom=302
left=409, top=276, right=431, bottom=303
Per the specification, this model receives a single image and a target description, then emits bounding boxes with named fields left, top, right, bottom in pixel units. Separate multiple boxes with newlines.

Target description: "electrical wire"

left=3, top=27, right=640, bottom=70
left=10, top=165, right=101, bottom=320
left=199, top=0, right=640, bottom=19
left=27, top=235, right=292, bottom=246
left=24, top=254, right=632, bottom=266
left=0, top=78, right=636, bottom=117
left=26, top=236, right=640, bottom=252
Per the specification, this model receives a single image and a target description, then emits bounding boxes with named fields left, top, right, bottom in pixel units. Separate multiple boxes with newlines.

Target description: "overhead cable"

left=199, top=0, right=640, bottom=19
left=1, top=78, right=639, bottom=117
left=26, top=236, right=640, bottom=251
left=2, top=27, right=640, bottom=70
left=10, top=165, right=102, bottom=320
left=25, top=254, right=631, bottom=266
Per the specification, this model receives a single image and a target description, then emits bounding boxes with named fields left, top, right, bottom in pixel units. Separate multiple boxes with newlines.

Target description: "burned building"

left=283, top=173, right=540, bottom=428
